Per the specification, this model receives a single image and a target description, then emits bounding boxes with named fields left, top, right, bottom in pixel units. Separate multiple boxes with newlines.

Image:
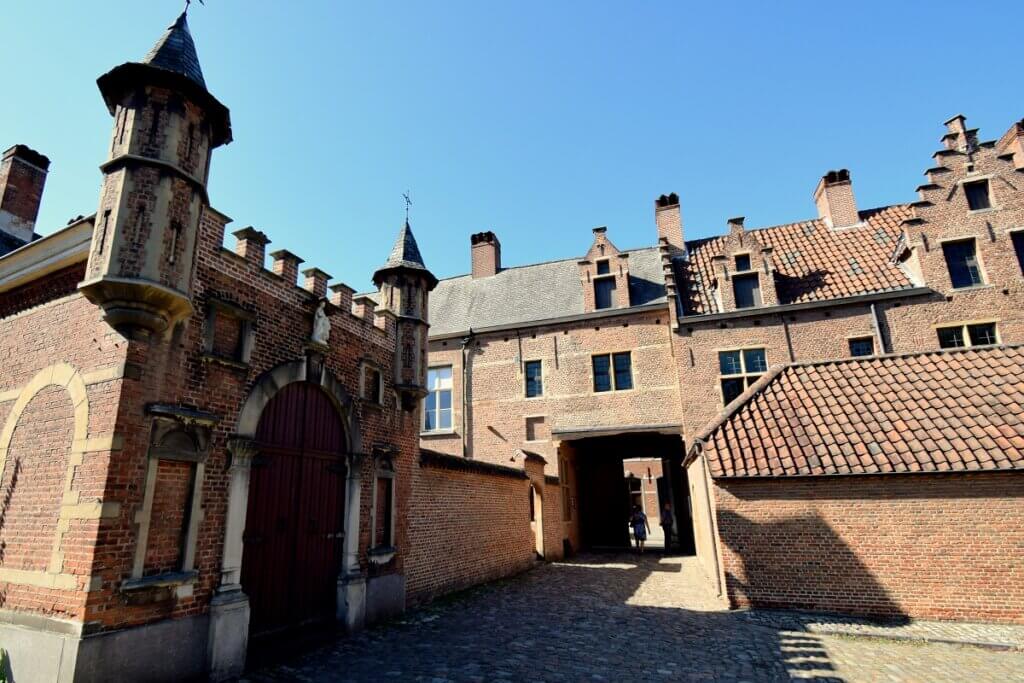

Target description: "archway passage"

left=241, top=381, right=347, bottom=636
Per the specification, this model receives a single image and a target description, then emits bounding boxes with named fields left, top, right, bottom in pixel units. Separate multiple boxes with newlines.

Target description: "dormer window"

left=732, top=273, right=761, bottom=309
left=963, top=180, right=991, bottom=211
left=596, top=259, right=610, bottom=275
left=734, top=254, right=751, bottom=272
left=594, top=277, right=616, bottom=310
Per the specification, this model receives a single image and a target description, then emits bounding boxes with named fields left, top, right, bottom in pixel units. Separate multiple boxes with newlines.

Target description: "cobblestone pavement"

left=246, top=554, right=1024, bottom=682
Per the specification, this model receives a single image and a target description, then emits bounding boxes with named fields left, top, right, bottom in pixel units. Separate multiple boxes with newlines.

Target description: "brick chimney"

left=813, top=169, right=859, bottom=228
left=471, top=231, right=501, bottom=278
left=654, top=193, right=683, bottom=253
left=0, top=145, right=50, bottom=243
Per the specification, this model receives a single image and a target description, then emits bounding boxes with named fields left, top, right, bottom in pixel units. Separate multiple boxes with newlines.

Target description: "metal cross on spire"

left=403, top=191, right=412, bottom=224
left=184, top=0, right=205, bottom=12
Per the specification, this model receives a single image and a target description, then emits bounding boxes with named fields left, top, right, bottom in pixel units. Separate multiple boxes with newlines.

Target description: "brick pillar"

left=302, top=267, right=331, bottom=298
left=270, top=249, right=303, bottom=287
left=232, top=227, right=269, bottom=268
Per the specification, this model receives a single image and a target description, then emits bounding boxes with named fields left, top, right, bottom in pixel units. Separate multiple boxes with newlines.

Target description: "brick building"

left=421, top=113, right=1024, bottom=620
left=0, top=13, right=556, bottom=682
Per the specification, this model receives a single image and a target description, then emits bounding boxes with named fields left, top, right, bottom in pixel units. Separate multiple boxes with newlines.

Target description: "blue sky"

left=2, top=1, right=1019, bottom=289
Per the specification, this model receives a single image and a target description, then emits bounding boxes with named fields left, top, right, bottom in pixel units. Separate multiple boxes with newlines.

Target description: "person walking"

left=630, top=505, right=650, bottom=554
left=660, top=502, right=674, bottom=555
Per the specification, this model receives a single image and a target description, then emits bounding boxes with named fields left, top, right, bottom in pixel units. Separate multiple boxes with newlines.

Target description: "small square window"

left=942, top=239, right=984, bottom=289
left=964, top=180, right=992, bottom=211
left=525, top=416, right=546, bottom=442
left=596, top=259, right=610, bottom=275
left=719, top=350, right=742, bottom=375
left=594, top=277, right=616, bottom=309
left=937, top=326, right=965, bottom=349
left=720, top=377, right=745, bottom=405
left=734, top=254, right=751, bottom=271
left=733, top=273, right=761, bottom=309
left=742, top=349, right=767, bottom=373
left=593, top=353, right=631, bottom=392
left=968, top=322, right=997, bottom=346
left=718, top=348, right=767, bottom=406
left=848, top=337, right=874, bottom=357
left=525, top=360, right=543, bottom=398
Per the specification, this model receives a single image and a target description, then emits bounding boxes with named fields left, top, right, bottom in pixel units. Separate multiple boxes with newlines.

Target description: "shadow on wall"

left=0, top=457, right=22, bottom=610
left=717, top=510, right=909, bottom=624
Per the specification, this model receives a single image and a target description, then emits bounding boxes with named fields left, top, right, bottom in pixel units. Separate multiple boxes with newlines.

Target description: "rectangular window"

left=559, top=457, right=572, bottom=522
left=593, top=352, right=632, bottom=392
left=525, top=360, right=543, bottom=398
left=718, top=348, right=766, bottom=405
left=363, top=366, right=383, bottom=404
left=964, top=180, right=992, bottom=211
left=596, top=259, right=610, bottom=275
left=525, top=416, right=546, bottom=442
left=423, top=366, right=453, bottom=432
left=1012, top=231, right=1024, bottom=276
left=734, top=254, right=751, bottom=272
left=594, top=277, right=616, bottom=309
left=942, top=239, right=984, bottom=289
left=937, top=322, right=998, bottom=349
left=848, top=337, right=874, bottom=357
left=733, top=273, right=762, bottom=309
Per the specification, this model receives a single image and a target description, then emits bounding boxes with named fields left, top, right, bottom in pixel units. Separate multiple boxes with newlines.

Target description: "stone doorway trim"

left=208, top=357, right=362, bottom=680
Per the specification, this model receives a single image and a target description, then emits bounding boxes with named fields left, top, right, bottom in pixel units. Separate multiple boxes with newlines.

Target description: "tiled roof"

left=694, top=345, right=1024, bottom=478
left=427, top=246, right=667, bottom=337
left=680, top=205, right=914, bottom=315
left=143, top=12, right=207, bottom=89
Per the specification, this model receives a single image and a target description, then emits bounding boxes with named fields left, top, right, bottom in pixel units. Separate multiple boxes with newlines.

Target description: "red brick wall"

left=143, top=459, right=193, bottom=576
left=405, top=454, right=536, bottom=603
left=713, top=472, right=1024, bottom=623
left=0, top=262, right=85, bottom=319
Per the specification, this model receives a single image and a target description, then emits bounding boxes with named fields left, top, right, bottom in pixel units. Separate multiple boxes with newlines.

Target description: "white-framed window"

left=423, top=366, right=453, bottom=432
left=718, top=348, right=767, bottom=405
left=936, top=322, right=999, bottom=349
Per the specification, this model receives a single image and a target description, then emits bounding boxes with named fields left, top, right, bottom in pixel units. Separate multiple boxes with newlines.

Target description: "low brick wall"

left=713, top=472, right=1024, bottom=623
left=405, top=451, right=537, bottom=604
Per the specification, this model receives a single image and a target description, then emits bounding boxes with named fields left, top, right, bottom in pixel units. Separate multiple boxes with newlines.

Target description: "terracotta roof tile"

left=693, top=345, right=1024, bottom=478
left=680, top=205, right=915, bottom=315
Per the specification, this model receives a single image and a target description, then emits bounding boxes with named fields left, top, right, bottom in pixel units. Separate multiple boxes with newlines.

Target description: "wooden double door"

left=241, top=381, right=347, bottom=635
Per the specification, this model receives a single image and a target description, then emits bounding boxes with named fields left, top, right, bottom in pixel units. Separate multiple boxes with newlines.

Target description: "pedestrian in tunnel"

left=660, top=502, right=674, bottom=555
left=630, top=504, right=650, bottom=554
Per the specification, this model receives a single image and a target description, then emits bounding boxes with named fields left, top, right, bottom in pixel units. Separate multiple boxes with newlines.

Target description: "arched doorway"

left=241, top=381, right=347, bottom=635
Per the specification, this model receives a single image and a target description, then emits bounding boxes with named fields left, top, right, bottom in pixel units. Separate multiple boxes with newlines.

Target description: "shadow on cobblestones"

left=244, top=553, right=1024, bottom=682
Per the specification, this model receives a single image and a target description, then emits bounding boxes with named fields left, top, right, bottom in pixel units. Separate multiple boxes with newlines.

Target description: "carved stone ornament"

left=225, top=436, right=259, bottom=472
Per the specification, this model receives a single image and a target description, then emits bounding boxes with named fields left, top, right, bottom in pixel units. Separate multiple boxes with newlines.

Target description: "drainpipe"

left=870, top=303, right=888, bottom=354
left=460, top=330, right=473, bottom=459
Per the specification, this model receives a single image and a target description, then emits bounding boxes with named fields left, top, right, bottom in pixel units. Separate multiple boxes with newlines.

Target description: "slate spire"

left=142, top=11, right=207, bottom=89
left=373, top=220, right=437, bottom=288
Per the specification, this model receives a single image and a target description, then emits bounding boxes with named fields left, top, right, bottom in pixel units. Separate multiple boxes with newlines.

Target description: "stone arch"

left=0, top=362, right=90, bottom=580
left=235, top=358, right=360, bottom=455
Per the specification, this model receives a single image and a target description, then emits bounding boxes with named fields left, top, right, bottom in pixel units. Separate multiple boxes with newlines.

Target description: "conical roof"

left=373, top=221, right=437, bottom=288
left=143, top=12, right=206, bottom=89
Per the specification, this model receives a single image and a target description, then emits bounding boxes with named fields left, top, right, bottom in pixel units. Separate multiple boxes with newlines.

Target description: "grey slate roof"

left=143, top=12, right=206, bottom=89
left=0, top=232, right=30, bottom=258
left=373, top=221, right=436, bottom=286
left=428, top=246, right=667, bottom=337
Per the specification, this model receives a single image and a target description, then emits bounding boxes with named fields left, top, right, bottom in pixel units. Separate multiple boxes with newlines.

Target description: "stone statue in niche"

left=312, top=300, right=331, bottom=345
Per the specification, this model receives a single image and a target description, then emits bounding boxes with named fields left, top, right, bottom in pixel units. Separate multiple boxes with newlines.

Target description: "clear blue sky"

left=2, top=1, right=1019, bottom=290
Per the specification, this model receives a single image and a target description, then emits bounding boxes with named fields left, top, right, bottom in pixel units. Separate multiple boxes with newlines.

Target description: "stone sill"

left=201, top=353, right=249, bottom=371
left=121, top=570, right=198, bottom=593
left=368, top=546, right=396, bottom=565
left=420, top=429, right=457, bottom=438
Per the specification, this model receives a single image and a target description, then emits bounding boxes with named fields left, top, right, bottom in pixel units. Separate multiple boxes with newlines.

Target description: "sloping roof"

left=143, top=12, right=207, bottom=89
left=680, top=205, right=914, bottom=315
left=428, top=246, right=667, bottom=336
left=373, top=221, right=435, bottom=287
left=694, top=345, right=1024, bottom=478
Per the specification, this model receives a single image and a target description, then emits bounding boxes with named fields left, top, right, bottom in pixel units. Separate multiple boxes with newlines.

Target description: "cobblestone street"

left=247, top=554, right=1024, bottom=682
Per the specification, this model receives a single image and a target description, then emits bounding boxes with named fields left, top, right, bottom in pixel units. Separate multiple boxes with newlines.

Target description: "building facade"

left=422, top=112, right=1024, bottom=619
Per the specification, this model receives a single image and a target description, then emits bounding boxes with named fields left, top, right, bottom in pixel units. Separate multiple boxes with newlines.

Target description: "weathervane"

left=403, top=191, right=412, bottom=224
left=184, top=0, right=204, bottom=12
